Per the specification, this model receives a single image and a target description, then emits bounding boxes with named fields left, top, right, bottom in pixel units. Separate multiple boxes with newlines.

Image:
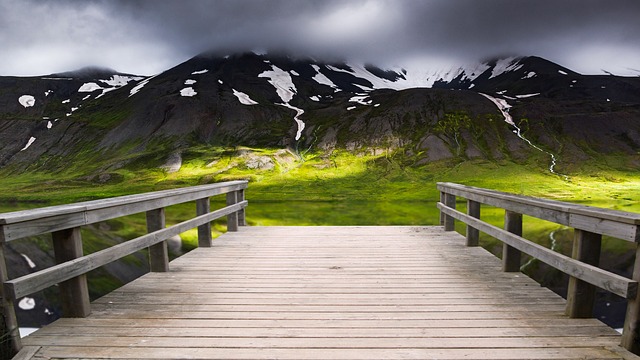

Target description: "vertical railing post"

left=566, top=229, right=601, bottom=318
left=503, top=211, right=522, bottom=272
left=0, top=239, right=21, bottom=353
left=52, top=227, right=91, bottom=317
left=622, top=245, right=640, bottom=353
left=443, top=193, right=456, bottom=231
left=466, top=200, right=480, bottom=246
left=146, top=208, right=169, bottom=272
left=439, top=191, right=446, bottom=226
left=196, top=198, right=212, bottom=247
left=226, top=191, right=239, bottom=232
left=237, top=189, right=246, bottom=226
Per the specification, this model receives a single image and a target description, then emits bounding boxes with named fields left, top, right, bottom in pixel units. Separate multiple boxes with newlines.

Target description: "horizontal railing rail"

left=0, top=180, right=248, bottom=354
left=436, top=182, right=640, bottom=354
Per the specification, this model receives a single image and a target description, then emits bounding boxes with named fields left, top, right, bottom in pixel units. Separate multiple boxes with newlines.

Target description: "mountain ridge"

left=1, top=51, right=639, bottom=179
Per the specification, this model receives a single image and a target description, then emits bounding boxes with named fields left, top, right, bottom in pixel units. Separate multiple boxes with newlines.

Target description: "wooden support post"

left=622, top=245, right=640, bottom=354
left=503, top=211, right=522, bottom=272
left=443, top=193, right=456, bottom=231
left=196, top=198, right=212, bottom=247
left=52, top=227, right=90, bottom=317
left=566, top=229, right=601, bottom=318
left=237, top=189, right=246, bottom=226
left=0, top=241, right=22, bottom=353
left=146, top=208, right=168, bottom=272
left=439, top=191, right=446, bottom=226
left=226, top=191, right=239, bottom=232
left=466, top=200, right=480, bottom=246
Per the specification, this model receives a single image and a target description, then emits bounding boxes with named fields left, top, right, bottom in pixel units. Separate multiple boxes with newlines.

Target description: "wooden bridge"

left=1, top=181, right=640, bottom=359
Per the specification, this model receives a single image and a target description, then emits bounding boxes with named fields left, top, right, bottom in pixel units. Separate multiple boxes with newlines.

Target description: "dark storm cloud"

left=1, top=0, right=639, bottom=75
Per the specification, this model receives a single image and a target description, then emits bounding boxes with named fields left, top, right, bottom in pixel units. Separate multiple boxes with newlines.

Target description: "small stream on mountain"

left=480, top=93, right=568, bottom=180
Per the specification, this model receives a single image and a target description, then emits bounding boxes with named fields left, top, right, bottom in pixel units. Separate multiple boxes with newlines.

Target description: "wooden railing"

left=0, top=180, right=248, bottom=353
left=437, top=182, right=640, bottom=354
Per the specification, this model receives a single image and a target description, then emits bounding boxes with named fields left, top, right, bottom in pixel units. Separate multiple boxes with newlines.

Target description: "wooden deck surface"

left=17, top=226, right=639, bottom=359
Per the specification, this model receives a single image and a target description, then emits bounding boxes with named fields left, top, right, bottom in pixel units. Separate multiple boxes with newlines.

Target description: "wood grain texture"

left=20, top=226, right=638, bottom=360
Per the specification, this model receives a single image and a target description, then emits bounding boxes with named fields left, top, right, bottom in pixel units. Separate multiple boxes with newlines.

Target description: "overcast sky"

left=1, top=0, right=639, bottom=76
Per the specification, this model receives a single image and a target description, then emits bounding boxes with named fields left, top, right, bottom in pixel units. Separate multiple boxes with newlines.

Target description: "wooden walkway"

left=18, top=226, right=637, bottom=359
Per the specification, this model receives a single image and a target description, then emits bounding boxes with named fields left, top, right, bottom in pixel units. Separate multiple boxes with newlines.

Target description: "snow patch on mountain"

left=489, top=57, right=523, bottom=79
left=311, top=65, right=339, bottom=91
left=21, top=137, right=36, bottom=151
left=21, top=254, right=36, bottom=269
left=558, top=70, right=568, bottom=75
left=78, top=82, right=102, bottom=92
left=18, top=95, right=35, bottom=107
left=349, top=94, right=372, bottom=105
left=185, top=79, right=196, bottom=85
left=259, top=65, right=306, bottom=140
left=290, top=70, right=299, bottom=76
left=180, top=87, right=197, bottom=97
left=522, top=72, right=537, bottom=79
left=233, top=89, right=259, bottom=105
left=191, top=69, right=208, bottom=75
left=102, top=75, right=143, bottom=87
left=62, top=99, right=70, bottom=104
left=515, top=93, right=540, bottom=98
left=45, top=90, right=52, bottom=96
left=258, top=65, right=297, bottom=103
left=47, top=121, right=53, bottom=129
left=309, top=95, right=320, bottom=102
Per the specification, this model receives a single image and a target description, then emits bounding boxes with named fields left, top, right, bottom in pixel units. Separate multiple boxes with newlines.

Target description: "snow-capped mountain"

left=1, top=52, right=640, bottom=175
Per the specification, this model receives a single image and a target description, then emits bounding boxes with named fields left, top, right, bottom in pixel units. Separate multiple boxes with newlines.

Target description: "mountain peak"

left=50, top=66, right=127, bottom=79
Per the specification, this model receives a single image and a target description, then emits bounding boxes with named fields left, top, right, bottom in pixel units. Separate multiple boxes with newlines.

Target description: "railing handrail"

left=437, top=182, right=640, bottom=241
left=0, top=181, right=248, bottom=355
left=0, top=180, right=248, bottom=242
left=436, top=181, right=640, bottom=354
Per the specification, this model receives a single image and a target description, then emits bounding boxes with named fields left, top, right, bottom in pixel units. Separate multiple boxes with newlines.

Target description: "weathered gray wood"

left=0, top=241, right=21, bottom=353
left=196, top=198, right=212, bottom=247
left=5, top=201, right=247, bottom=299
left=226, top=192, right=238, bottom=232
left=439, top=191, right=445, bottom=226
left=437, top=182, right=640, bottom=242
left=443, top=193, right=456, bottom=231
left=0, top=181, right=248, bottom=241
left=11, top=345, right=40, bottom=360
left=52, top=227, right=91, bottom=318
left=16, top=226, right=636, bottom=360
left=237, top=189, right=246, bottom=226
left=503, top=210, right=522, bottom=272
left=147, top=208, right=169, bottom=272
left=466, top=200, right=480, bottom=247
left=622, top=244, right=640, bottom=353
left=566, top=229, right=601, bottom=318
left=438, top=204, right=637, bottom=299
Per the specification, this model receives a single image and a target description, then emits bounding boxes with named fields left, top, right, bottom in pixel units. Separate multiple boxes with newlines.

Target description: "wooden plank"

left=503, top=210, right=523, bottom=272
left=15, top=226, right=636, bottom=360
left=438, top=203, right=638, bottom=299
left=566, top=229, right=601, bottom=318
left=196, top=198, right=212, bottom=247
left=26, top=325, right=619, bottom=338
left=33, top=346, right=624, bottom=360
left=466, top=199, right=480, bottom=246
left=5, top=201, right=247, bottom=299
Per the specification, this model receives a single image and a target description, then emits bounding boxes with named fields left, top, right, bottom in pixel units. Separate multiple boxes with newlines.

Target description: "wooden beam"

left=443, top=194, right=456, bottom=231
left=52, top=227, right=90, bottom=318
left=503, top=211, right=522, bottom=272
left=226, top=192, right=238, bottom=232
left=622, top=244, right=640, bottom=354
left=0, top=181, right=248, bottom=242
left=466, top=200, right=480, bottom=247
left=196, top=198, right=212, bottom=247
left=566, top=229, right=601, bottom=318
left=437, top=203, right=637, bottom=299
left=5, top=201, right=247, bottom=300
left=237, top=190, right=246, bottom=226
left=0, top=241, right=21, bottom=353
left=436, top=182, right=640, bottom=242
left=147, top=208, right=169, bottom=272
